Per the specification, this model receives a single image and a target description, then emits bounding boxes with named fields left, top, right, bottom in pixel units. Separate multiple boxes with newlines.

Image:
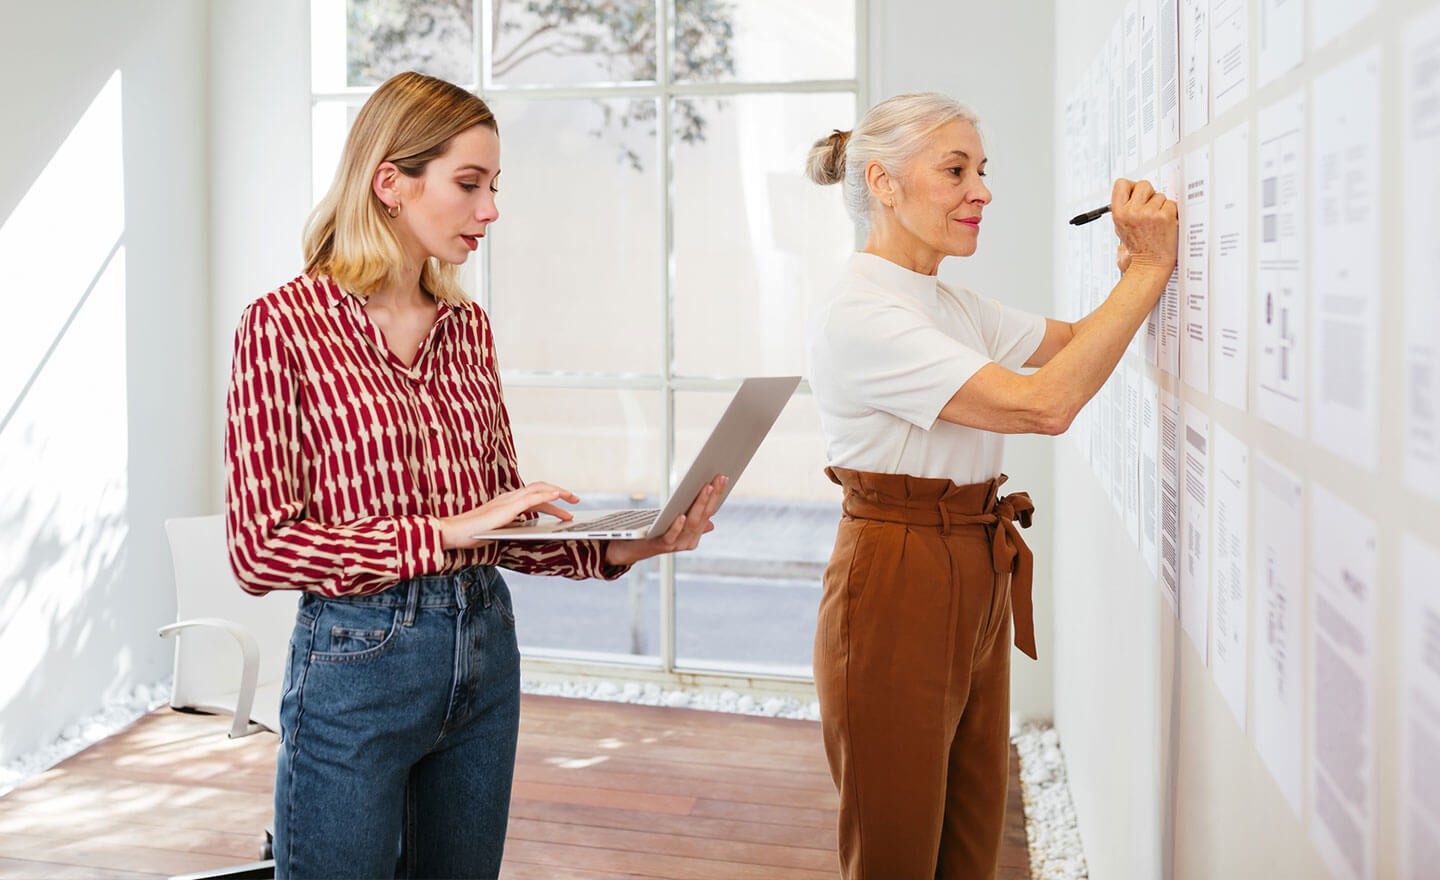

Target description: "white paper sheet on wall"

left=1140, top=374, right=1161, bottom=578
left=1210, top=0, right=1249, bottom=115
left=1312, top=0, right=1377, bottom=51
left=1252, top=451, right=1304, bottom=817
left=1124, top=0, right=1142, bottom=173
left=1212, top=123, right=1250, bottom=411
left=1404, top=9, right=1440, bottom=502
left=1401, top=534, right=1440, bottom=880
left=1181, top=403, right=1210, bottom=658
left=1124, top=365, right=1143, bottom=545
left=1181, top=0, right=1211, bottom=137
left=1210, top=424, right=1248, bottom=729
left=1307, top=484, right=1377, bottom=880
left=1159, top=0, right=1183, bottom=149
left=1182, top=148, right=1211, bottom=394
left=1310, top=49, right=1380, bottom=471
left=1256, top=91, right=1306, bottom=437
left=1110, top=21, right=1126, bottom=179
left=1160, top=387, right=1183, bottom=614
left=1140, top=0, right=1161, bottom=162
left=1259, top=0, right=1304, bottom=86
left=1158, top=160, right=1184, bottom=378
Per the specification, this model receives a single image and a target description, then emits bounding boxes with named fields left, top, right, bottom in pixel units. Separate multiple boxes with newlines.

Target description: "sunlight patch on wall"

left=0, top=71, right=129, bottom=728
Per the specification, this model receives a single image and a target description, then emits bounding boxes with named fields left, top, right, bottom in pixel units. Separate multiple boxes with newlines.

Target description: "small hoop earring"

left=386, top=203, right=399, bottom=219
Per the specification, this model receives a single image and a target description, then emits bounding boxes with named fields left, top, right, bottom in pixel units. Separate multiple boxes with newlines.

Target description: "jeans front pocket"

left=309, top=602, right=403, bottom=664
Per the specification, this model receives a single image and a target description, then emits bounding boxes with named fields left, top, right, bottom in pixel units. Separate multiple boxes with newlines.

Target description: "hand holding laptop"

left=603, top=474, right=726, bottom=567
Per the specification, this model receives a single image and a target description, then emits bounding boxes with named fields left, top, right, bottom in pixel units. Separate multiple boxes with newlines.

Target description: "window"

left=311, top=0, right=863, bottom=682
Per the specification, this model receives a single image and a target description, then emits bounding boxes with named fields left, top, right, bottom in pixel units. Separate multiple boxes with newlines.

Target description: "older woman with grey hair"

left=805, top=91, right=1176, bottom=879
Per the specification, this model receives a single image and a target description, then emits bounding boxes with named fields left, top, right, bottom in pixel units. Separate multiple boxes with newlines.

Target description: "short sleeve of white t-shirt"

left=807, top=252, right=1048, bottom=483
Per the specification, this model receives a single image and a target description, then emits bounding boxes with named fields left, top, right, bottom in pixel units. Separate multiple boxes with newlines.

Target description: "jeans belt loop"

left=402, top=579, right=421, bottom=626
left=475, top=567, right=493, bottom=609
left=938, top=502, right=952, bottom=536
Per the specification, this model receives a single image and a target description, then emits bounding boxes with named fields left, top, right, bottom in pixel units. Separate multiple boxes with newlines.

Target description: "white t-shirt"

left=807, top=252, right=1048, bottom=485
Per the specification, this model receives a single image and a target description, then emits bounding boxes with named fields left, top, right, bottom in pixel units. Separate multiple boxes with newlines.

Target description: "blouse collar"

left=847, top=252, right=940, bottom=303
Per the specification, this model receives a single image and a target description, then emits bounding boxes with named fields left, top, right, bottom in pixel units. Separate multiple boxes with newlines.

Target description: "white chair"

left=159, top=515, right=298, bottom=738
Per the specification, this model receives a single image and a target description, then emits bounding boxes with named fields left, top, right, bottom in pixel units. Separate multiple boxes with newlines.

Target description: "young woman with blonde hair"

left=225, top=71, right=724, bottom=879
left=805, top=91, right=1177, bottom=878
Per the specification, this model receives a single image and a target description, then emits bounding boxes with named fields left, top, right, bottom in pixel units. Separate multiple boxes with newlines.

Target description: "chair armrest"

left=158, top=618, right=264, bottom=739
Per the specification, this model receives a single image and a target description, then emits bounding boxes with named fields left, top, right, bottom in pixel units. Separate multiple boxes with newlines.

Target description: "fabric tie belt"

left=826, top=466, right=1038, bottom=660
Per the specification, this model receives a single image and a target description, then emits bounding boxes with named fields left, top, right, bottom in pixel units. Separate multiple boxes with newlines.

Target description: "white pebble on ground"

left=1012, top=720, right=1090, bottom=879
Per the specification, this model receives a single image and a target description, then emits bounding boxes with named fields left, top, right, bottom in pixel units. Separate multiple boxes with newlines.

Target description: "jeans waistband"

left=301, top=566, right=500, bottom=619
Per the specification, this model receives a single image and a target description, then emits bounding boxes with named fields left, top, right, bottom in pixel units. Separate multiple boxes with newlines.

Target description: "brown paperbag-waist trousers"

left=814, top=466, right=1037, bottom=880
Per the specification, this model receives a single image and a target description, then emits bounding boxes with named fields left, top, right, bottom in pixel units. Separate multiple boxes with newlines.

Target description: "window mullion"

left=657, top=0, right=677, bottom=676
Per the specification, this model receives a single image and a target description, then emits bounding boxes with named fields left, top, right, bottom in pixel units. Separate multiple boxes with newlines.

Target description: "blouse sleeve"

left=224, top=301, right=447, bottom=597
left=812, top=295, right=991, bottom=430
left=974, top=293, right=1048, bottom=371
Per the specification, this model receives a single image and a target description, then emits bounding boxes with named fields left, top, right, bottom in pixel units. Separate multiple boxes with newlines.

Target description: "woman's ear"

left=865, top=160, right=895, bottom=210
left=372, top=161, right=401, bottom=212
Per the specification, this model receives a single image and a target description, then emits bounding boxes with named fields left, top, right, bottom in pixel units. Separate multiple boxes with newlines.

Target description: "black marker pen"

left=1068, top=205, right=1112, bottom=226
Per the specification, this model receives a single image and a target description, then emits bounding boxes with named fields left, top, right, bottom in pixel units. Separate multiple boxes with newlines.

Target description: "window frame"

left=310, top=0, right=869, bottom=691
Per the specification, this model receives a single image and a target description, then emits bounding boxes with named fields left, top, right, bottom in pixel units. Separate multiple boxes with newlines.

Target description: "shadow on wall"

left=0, top=71, right=144, bottom=763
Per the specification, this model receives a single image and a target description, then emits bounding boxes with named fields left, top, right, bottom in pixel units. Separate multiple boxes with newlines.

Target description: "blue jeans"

left=273, top=566, right=520, bottom=880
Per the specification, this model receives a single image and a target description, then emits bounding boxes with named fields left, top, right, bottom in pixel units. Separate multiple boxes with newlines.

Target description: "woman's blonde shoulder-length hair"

left=302, top=71, right=498, bottom=307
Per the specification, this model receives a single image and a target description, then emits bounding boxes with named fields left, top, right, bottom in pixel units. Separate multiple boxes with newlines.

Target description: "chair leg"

left=167, top=859, right=274, bottom=880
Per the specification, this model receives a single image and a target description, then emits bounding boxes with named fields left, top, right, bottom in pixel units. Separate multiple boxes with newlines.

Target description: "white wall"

left=0, top=0, right=210, bottom=762
left=871, top=0, right=1058, bottom=720
left=208, top=0, right=312, bottom=425
left=1051, top=1, right=1438, bottom=877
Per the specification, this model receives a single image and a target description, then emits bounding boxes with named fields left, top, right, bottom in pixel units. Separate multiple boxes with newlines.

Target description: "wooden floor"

left=0, top=696, right=1030, bottom=879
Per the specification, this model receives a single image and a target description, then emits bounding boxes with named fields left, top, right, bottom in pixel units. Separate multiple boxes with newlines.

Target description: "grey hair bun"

left=805, top=129, right=851, bottom=185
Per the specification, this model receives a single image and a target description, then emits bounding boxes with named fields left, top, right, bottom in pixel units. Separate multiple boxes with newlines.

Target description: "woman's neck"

left=862, top=222, right=944, bottom=276
left=367, top=263, right=430, bottom=312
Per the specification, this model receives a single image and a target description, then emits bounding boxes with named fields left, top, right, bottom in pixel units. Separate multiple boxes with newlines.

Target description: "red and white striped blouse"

left=225, top=274, right=622, bottom=597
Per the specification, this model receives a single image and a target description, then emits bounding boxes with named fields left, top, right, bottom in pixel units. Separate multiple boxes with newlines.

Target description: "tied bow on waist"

left=827, top=466, right=1039, bottom=660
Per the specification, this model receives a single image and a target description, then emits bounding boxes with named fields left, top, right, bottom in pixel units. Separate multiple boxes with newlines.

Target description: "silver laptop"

left=472, top=376, right=801, bottom=541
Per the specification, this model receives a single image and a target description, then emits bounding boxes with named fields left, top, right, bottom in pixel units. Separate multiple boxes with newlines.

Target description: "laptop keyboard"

left=555, top=509, right=660, bottom=533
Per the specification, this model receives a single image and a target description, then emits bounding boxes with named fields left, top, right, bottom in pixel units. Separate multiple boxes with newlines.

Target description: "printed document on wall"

left=1159, top=387, right=1182, bottom=614
left=1252, top=451, right=1304, bottom=817
left=1159, top=0, right=1182, bottom=149
left=1312, top=0, right=1376, bottom=51
left=1182, top=148, right=1211, bottom=393
left=1210, top=425, right=1247, bottom=728
left=1157, top=161, right=1183, bottom=378
left=1123, top=365, right=1142, bottom=545
left=1110, top=22, right=1126, bottom=179
left=1404, top=9, right=1440, bottom=501
left=1311, top=50, right=1380, bottom=471
left=1210, top=0, right=1249, bottom=115
left=1212, top=123, right=1250, bottom=411
left=1307, top=485, right=1377, bottom=880
left=1259, top=0, right=1303, bottom=86
left=1401, top=535, right=1440, bottom=880
left=1181, top=0, right=1210, bottom=137
left=1256, top=91, right=1306, bottom=437
left=1140, top=374, right=1161, bottom=578
left=1124, top=0, right=1142, bottom=173
left=1180, top=404, right=1210, bottom=659
left=1139, top=0, right=1161, bottom=162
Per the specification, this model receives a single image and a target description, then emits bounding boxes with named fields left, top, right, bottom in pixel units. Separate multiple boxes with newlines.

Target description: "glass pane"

left=672, top=92, right=856, bottom=377
left=673, top=0, right=855, bottom=83
left=490, top=0, right=657, bottom=86
left=672, top=389, right=841, bottom=675
left=310, top=101, right=363, bottom=207
left=345, top=0, right=475, bottom=88
left=486, top=98, right=663, bottom=374
left=502, top=386, right=664, bottom=662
